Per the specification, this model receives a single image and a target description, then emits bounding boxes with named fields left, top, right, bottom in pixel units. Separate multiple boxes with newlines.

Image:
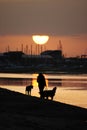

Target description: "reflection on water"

left=32, top=74, right=48, bottom=88
left=0, top=73, right=87, bottom=108
left=0, top=78, right=31, bottom=86
left=0, top=78, right=87, bottom=88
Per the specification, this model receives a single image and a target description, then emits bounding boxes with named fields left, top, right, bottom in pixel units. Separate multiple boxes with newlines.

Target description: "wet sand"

left=0, top=87, right=87, bottom=130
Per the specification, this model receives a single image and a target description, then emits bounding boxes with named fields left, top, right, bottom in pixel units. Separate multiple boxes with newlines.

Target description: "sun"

left=32, top=35, right=49, bottom=45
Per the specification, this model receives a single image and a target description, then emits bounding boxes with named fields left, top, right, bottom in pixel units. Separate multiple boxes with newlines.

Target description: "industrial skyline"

left=1, top=40, right=63, bottom=56
left=0, top=1, right=87, bottom=57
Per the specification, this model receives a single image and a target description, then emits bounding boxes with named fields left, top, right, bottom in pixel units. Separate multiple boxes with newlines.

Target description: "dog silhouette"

left=39, top=87, right=57, bottom=100
left=25, top=85, right=33, bottom=95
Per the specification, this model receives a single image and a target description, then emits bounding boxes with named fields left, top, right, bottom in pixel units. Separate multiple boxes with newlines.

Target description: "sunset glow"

left=0, top=35, right=87, bottom=57
left=0, top=1, right=87, bottom=57
left=32, top=35, right=49, bottom=45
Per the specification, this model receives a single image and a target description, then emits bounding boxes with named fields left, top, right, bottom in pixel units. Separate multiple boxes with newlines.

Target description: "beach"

left=0, top=87, right=87, bottom=130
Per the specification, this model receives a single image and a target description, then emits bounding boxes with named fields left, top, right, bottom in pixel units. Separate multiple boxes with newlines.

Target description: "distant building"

left=2, top=51, right=56, bottom=66
left=3, top=51, right=24, bottom=59
left=22, top=54, right=55, bottom=66
left=41, top=50, right=63, bottom=60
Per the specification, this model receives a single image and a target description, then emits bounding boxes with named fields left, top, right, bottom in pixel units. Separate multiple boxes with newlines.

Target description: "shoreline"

left=0, top=87, right=87, bottom=130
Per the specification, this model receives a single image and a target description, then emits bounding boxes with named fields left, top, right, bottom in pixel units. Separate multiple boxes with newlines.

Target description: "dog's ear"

left=54, top=87, right=57, bottom=90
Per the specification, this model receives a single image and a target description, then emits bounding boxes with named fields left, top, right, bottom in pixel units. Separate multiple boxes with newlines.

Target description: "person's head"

left=39, top=73, right=43, bottom=76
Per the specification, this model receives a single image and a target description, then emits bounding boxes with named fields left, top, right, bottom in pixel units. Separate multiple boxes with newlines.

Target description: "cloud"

left=0, top=0, right=87, bottom=35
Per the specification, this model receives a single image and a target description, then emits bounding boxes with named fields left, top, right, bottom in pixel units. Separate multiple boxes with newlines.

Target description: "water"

left=0, top=73, right=87, bottom=109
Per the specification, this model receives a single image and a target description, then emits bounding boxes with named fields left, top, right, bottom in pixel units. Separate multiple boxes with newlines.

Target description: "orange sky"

left=0, top=1, right=87, bottom=57
left=0, top=34, right=87, bottom=57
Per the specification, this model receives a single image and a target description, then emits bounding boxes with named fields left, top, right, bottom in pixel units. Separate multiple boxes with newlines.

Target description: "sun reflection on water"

left=31, top=74, right=48, bottom=88
left=0, top=73, right=87, bottom=108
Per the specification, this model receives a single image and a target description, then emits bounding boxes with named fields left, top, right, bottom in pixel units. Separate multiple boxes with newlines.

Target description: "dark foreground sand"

left=0, top=87, right=87, bottom=130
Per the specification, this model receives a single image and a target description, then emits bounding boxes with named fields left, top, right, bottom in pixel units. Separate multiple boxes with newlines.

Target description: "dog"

left=25, top=85, right=33, bottom=95
left=39, top=87, right=57, bottom=100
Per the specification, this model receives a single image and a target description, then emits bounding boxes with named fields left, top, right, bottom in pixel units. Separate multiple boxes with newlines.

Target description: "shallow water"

left=0, top=73, right=87, bottom=109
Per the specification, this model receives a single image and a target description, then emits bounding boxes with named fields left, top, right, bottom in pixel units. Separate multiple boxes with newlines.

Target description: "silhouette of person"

left=37, top=73, right=46, bottom=93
